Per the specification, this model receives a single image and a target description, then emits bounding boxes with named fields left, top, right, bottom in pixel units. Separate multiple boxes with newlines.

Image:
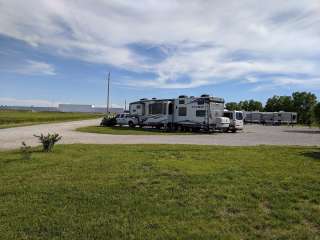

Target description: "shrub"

left=34, top=133, right=62, bottom=152
left=20, top=141, right=32, bottom=160
left=313, top=102, right=320, bottom=127
left=100, top=116, right=117, bottom=127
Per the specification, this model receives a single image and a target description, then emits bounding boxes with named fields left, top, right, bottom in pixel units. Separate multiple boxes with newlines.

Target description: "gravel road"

left=0, top=119, right=319, bottom=150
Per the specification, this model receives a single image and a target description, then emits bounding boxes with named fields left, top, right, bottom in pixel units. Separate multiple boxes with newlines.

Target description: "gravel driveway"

left=0, top=119, right=319, bottom=150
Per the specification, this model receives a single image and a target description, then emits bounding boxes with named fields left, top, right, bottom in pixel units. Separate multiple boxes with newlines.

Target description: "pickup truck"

left=115, top=113, right=138, bottom=127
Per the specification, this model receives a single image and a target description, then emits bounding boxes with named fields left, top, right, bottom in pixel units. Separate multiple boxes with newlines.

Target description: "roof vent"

left=140, top=98, right=148, bottom=101
left=178, top=95, right=187, bottom=98
left=152, top=97, right=157, bottom=100
left=201, top=94, right=210, bottom=98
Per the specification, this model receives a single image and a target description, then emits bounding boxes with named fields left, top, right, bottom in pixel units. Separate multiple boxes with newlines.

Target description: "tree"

left=312, top=102, right=320, bottom=126
left=225, top=102, right=239, bottom=111
left=248, top=100, right=263, bottom=111
left=292, top=92, right=317, bottom=124
left=265, top=95, right=294, bottom=112
left=278, top=96, right=294, bottom=112
left=265, top=95, right=279, bottom=112
left=238, top=100, right=249, bottom=111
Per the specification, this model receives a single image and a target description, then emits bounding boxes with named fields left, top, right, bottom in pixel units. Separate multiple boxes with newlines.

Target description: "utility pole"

left=106, top=72, right=110, bottom=114
left=125, top=99, right=127, bottom=111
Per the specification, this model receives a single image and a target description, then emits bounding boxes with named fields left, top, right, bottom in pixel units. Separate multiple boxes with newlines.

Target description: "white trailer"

left=244, top=111, right=297, bottom=125
left=278, top=112, right=297, bottom=124
left=129, top=94, right=230, bottom=132
left=244, top=111, right=262, bottom=123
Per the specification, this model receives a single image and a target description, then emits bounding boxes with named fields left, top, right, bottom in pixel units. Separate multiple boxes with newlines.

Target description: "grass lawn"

left=0, top=144, right=319, bottom=239
left=77, top=125, right=197, bottom=135
left=0, top=110, right=103, bottom=129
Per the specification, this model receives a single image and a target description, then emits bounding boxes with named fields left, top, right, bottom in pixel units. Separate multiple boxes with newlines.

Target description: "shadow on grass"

left=301, top=151, right=320, bottom=161
left=1, top=148, right=43, bottom=164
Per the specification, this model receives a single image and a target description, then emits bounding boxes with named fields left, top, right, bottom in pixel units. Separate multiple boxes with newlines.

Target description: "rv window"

left=116, top=114, right=120, bottom=118
left=168, top=103, right=173, bottom=114
left=149, top=103, right=164, bottom=115
left=179, top=100, right=185, bottom=104
left=178, top=107, right=187, bottom=116
left=136, top=105, right=141, bottom=109
left=197, top=99, right=204, bottom=105
left=236, top=112, right=243, bottom=120
left=196, top=110, right=206, bottom=117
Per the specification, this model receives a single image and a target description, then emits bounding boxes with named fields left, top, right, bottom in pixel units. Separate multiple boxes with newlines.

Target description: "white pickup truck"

left=115, top=113, right=138, bottom=127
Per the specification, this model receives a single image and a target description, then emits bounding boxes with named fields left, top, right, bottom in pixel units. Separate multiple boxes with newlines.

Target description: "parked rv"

left=244, top=111, right=297, bottom=125
left=244, top=112, right=262, bottom=124
left=223, top=110, right=244, bottom=132
left=129, top=94, right=230, bottom=132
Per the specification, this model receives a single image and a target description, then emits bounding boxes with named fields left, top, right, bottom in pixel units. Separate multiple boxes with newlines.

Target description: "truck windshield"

left=236, top=112, right=243, bottom=120
left=224, top=112, right=233, bottom=119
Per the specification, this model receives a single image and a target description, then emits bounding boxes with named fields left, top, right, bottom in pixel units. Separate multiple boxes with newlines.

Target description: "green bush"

left=100, top=116, right=117, bottom=127
left=34, top=133, right=62, bottom=152
left=312, top=102, right=320, bottom=126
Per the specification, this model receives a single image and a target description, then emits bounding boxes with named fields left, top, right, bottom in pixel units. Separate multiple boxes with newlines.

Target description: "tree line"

left=225, top=91, right=320, bottom=125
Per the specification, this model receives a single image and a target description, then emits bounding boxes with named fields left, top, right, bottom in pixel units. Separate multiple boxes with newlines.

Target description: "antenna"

left=106, top=72, right=110, bottom=114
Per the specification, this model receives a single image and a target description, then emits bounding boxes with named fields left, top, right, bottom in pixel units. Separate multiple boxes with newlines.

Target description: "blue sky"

left=0, top=0, right=320, bottom=107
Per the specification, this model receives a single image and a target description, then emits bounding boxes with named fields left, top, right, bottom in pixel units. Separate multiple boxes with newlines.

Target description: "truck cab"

left=224, top=110, right=244, bottom=132
left=115, top=113, right=138, bottom=127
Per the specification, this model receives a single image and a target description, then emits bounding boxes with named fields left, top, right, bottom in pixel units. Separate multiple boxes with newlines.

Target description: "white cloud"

left=0, top=0, right=320, bottom=88
left=17, top=60, right=56, bottom=76
left=0, top=97, right=59, bottom=107
left=0, top=97, right=123, bottom=108
left=251, top=76, right=320, bottom=92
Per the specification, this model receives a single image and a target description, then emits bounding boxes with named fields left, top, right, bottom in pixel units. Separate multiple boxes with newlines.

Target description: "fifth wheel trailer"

left=129, top=94, right=230, bottom=131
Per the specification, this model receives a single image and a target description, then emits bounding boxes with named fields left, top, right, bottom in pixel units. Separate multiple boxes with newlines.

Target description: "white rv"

left=244, top=112, right=262, bottom=124
left=129, top=94, right=230, bottom=132
left=129, top=98, right=173, bottom=128
left=278, top=112, right=297, bottom=124
left=223, top=110, right=244, bottom=132
left=244, top=111, right=297, bottom=125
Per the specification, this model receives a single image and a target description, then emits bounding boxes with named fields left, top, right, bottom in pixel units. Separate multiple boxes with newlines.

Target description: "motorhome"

left=223, top=110, right=244, bottom=132
left=129, top=94, right=230, bottom=131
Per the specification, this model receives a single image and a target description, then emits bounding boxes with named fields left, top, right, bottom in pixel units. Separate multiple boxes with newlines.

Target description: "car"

left=115, top=113, right=138, bottom=127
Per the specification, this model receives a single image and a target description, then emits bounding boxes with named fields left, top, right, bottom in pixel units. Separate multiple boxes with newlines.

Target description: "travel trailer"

left=223, top=110, right=244, bottom=132
left=278, top=112, right=297, bottom=124
left=129, top=94, right=230, bottom=132
left=244, top=112, right=262, bottom=124
left=244, top=111, right=297, bottom=125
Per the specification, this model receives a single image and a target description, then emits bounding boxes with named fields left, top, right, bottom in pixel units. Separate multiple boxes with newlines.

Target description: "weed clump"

left=20, top=141, right=32, bottom=160
left=34, top=133, right=62, bottom=152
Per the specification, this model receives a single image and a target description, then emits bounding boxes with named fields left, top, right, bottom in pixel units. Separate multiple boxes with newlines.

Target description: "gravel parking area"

left=0, top=119, right=319, bottom=150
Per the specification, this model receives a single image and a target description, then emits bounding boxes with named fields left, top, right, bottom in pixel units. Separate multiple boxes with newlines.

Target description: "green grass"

left=0, top=144, right=320, bottom=239
left=0, top=110, right=103, bottom=129
left=77, top=125, right=197, bottom=135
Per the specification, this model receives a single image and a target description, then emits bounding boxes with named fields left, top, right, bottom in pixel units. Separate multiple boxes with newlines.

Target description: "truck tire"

left=128, top=121, right=135, bottom=128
